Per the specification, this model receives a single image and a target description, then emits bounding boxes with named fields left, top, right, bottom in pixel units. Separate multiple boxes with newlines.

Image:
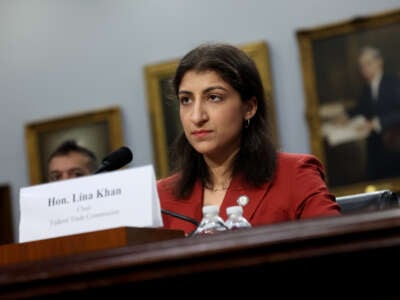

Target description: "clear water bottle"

left=225, top=205, right=252, bottom=230
left=191, top=205, right=228, bottom=236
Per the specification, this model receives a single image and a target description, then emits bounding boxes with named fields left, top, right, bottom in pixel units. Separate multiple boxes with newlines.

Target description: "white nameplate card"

left=19, top=164, right=162, bottom=243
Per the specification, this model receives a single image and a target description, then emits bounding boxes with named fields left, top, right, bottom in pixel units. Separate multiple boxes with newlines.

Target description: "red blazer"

left=157, top=152, right=341, bottom=236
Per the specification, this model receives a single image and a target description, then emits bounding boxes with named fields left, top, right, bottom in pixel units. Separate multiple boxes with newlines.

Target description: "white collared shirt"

left=370, top=72, right=383, bottom=101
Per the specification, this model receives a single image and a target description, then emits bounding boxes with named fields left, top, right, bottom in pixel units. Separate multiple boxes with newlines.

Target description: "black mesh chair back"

left=335, top=189, right=399, bottom=214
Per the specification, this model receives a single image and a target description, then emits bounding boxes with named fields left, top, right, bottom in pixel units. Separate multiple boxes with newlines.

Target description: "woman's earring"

left=244, top=119, right=250, bottom=128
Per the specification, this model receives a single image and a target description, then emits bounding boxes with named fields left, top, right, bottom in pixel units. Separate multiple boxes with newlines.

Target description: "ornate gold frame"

left=144, top=40, right=278, bottom=179
left=25, top=106, right=124, bottom=185
left=296, top=8, right=400, bottom=196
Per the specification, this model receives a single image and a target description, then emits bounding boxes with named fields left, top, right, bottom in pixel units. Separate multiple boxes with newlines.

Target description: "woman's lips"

left=192, top=130, right=212, bottom=138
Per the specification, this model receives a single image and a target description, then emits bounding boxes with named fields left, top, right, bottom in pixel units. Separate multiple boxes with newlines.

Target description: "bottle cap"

left=226, top=205, right=243, bottom=215
left=202, top=205, right=219, bottom=215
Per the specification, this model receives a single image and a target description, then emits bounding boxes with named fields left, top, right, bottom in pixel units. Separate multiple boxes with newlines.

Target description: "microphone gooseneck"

left=161, top=209, right=199, bottom=226
left=94, top=146, right=133, bottom=174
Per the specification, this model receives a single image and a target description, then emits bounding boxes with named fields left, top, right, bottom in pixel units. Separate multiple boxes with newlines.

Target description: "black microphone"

left=94, top=146, right=133, bottom=174
left=161, top=209, right=199, bottom=226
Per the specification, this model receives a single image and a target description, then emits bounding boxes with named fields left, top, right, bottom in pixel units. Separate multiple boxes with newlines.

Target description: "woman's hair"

left=169, top=42, right=277, bottom=198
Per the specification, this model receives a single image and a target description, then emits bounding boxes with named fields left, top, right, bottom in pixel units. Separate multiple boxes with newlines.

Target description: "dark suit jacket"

left=350, top=73, right=400, bottom=131
left=157, top=152, right=341, bottom=235
left=348, top=73, right=400, bottom=179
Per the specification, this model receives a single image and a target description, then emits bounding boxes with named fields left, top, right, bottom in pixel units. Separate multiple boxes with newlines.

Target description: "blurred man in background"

left=47, top=139, right=98, bottom=182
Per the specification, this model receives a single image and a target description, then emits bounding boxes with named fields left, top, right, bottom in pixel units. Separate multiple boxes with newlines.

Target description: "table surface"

left=2, top=208, right=400, bottom=298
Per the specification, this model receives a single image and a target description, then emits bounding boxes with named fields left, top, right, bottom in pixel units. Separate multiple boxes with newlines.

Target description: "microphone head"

left=95, top=146, right=133, bottom=173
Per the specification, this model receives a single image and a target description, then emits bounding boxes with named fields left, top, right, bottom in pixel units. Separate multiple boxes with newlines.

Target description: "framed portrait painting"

left=25, top=106, right=124, bottom=185
left=297, top=8, right=400, bottom=196
left=144, top=40, right=278, bottom=179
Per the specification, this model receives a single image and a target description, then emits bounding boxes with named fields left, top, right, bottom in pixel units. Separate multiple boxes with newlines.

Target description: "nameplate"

left=19, top=165, right=162, bottom=243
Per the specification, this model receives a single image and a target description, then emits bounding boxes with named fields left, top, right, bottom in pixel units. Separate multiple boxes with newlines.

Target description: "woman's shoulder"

left=278, top=151, right=320, bottom=161
left=274, top=152, right=327, bottom=183
left=157, top=173, right=180, bottom=191
left=277, top=151, right=324, bottom=168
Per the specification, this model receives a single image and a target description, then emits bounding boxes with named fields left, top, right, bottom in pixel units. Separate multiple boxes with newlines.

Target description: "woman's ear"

left=244, top=97, right=257, bottom=120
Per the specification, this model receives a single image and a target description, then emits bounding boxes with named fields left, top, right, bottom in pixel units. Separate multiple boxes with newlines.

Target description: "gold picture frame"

left=25, top=106, right=124, bottom=185
left=296, top=8, right=400, bottom=196
left=144, top=40, right=278, bottom=178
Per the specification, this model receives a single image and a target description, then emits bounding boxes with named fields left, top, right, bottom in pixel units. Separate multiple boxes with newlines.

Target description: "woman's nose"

left=190, top=101, right=208, bottom=123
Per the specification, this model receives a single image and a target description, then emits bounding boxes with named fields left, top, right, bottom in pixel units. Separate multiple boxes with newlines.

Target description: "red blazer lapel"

left=220, top=174, right=272, bottom=222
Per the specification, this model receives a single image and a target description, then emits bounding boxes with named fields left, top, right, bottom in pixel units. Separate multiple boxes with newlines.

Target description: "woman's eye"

left=179, top=97, right=191, bottom=105
left=209, top=94, right=222, bottom=102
